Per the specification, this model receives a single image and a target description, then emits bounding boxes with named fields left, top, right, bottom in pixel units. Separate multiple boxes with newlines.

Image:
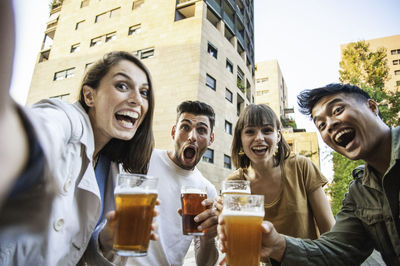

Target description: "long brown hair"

left=231, top=104, right=290, bottom=169
left=79, top=51, right=155, bottom=174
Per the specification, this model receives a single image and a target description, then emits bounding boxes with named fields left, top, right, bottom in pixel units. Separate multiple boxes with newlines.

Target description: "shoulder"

left=352, top=165, right=365, bottom=180
left=225, top=168, right=246, bottom=180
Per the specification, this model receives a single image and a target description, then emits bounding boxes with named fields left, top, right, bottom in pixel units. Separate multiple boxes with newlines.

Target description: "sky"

left=10, top=0, right=400, bottom=180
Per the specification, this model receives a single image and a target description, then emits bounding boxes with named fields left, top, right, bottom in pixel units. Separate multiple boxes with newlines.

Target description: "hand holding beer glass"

left=113, top=173, right=158, bottom=256
left=180, top=186, right=207, bottom=236
left=220, top=194, right=264, bottom=266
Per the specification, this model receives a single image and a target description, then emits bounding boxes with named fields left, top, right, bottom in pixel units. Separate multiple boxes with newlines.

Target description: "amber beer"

left=221, top=180, right=251, bottom=196
left=113, top=174, right=158, bottom=257
left=181, top=186, right=207, bottom=235
left=222, top=195, right=264, bottom=266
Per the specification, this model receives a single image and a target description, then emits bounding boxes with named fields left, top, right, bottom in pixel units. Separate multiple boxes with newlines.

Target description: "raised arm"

left=0, top=0, right=29, bottom=207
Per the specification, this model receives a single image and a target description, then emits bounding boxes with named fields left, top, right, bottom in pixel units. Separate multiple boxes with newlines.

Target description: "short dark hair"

left=231, top=104, right=290, bottom=169
left=297, top=83, right=371, bottom=119
left=176, top=101, right=215, bottom=132
left=79, top=51, right=155, bottom=174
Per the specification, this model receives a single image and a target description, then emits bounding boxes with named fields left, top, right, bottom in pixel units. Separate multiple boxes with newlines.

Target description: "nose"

left=255, top=129, right=263, bottom=141
left=128, top=88, right=143, bottom=106
left=188, top=129, right=197, bottom=143
left=326, top=117, right=340, bottom=133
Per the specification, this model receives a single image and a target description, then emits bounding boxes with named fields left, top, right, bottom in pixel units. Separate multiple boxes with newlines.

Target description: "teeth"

left=116, top=111, right=139, bottom=119
left=119, top=120, right=133, bottom=127
left=252, top=146, right=266, bottom=151
left=335, top=129, right=352, bottom=143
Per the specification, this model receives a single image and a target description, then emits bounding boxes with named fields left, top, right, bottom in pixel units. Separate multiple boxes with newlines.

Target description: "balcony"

left=205, top=0, right=222, bottom=16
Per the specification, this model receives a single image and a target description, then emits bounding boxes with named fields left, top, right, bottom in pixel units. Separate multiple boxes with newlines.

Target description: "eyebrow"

left=313, top=98, right=343, bottom=123
left=180, top=119, right=209, bottom=128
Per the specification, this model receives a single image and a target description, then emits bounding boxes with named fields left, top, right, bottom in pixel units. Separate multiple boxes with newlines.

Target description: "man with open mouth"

left=128, top=100, right=219, bottom=266
left=243, top=83, right=398, bottom=265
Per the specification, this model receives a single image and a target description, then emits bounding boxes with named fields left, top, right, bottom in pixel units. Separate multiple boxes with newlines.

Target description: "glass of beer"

left=221, top=180, right=251, bottom=196
left=181, top=186, right=207, bottom=236
left=113, top=173, right=158, bottom=257
left=222, top=194, right=264, bottom=266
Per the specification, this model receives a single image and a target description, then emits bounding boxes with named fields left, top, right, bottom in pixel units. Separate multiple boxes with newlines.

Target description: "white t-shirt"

left=127, top=149, right=217, bottom=266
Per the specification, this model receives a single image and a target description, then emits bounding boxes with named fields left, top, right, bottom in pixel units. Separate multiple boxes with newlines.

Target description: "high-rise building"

left=27, top=0, right=255, bottom=187
left=341, top=34, right=400, bottom=91
left=255, top=60, right=321, bottom=168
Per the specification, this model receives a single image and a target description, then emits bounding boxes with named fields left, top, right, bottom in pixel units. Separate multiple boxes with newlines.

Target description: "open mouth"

left=115, top=111, right=138, bottom=128
left=183, top=146, right=196, bottom=160
left=334, top=128, right=355, bottom=148
left=251, top=146, right=267, bottom=155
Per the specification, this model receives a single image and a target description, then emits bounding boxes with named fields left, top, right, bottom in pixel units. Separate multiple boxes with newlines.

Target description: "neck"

left=365, top=128, right=392, bottom=177
left=250, top=159, right=277, bottom=180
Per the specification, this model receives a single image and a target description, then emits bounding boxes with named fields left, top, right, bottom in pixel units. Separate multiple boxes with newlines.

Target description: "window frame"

left=206, top=74, right=216, bottom=90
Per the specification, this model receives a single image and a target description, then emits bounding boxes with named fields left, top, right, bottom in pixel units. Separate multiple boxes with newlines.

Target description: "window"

left=42, top=31, right=55, bottom=50
left=85, top=62, right=94, bottom=69
left=225, top=88, right=233, bottom=102
left=394, top=59, right=399, bottom=65
left=256, top=77, right=268, bottom=83
left=70, top=43, right=80, bottom=53
left=133, top=48, right=155, bottom=59
left=75, top=20, right=85, bottom=30
left=226, top=59, right=233, bottom=73
left=397, top=80, right=400, bottom=87
left=395, top=70, right=400, bottom=76
left=202, top=149, right=214, bottom=163
left=80, top=0, right=89, bottom=8
left=206, top=74, right=216, bottom=90
left=224, top=155, right=231, bottom=169
left=207, top=42, right=218, bottom=59
left=54, top=68, right=75, bottom=81
left=128, top=24, right=141, bottom=35
left=391, top=49, right=400, bottom=55
left=132, top=0, right=144, bottom=9
left=256, top=89, right=269, bottom=96
left=105, top=32, right=116, bottom=43
left=225, top=120, right=232, bottom=135
left=95, top=8, right=120, bottom=23
left=50, top=93, right=70, bottom=102
left=90, top=36, right=102, bottom=47
left=39, top=50, right=50, bottom=63
left=237, top=67, right=244, bottom=92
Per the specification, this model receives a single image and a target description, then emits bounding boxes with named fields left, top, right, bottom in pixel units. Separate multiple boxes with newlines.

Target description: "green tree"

left=328, top=40, right=400, bottom=216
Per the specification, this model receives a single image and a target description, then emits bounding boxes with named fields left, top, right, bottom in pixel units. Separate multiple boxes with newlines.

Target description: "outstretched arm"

left=0, top=0, right=29, bottom=207
left=309, top=187, right=335, bottom=234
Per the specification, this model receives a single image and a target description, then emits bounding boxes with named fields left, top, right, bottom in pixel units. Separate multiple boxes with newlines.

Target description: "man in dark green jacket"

left=219, top=83, right=399, bottom=265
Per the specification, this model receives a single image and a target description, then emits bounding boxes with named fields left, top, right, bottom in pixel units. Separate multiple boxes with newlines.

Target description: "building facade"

left=27, top=0, right=255, bottom=188
left=341, top=34, right=400, bottom=91
left=255, top=60, right=321, bottom=168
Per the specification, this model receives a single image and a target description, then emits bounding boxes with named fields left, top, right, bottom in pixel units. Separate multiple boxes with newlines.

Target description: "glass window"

left=224, top=155, right=231, bottom=169
left=90, top=36, right=102, bottom=47
left=70, top=43, right=80, bottom=53
left=395, top=70, right=400, bottom=75
left=54, top=68, right=75, bottom=81
left=80, top=0, right=89, bottom=8
left=95, top=12, right=107, bottom=23
left=206, top=74, right=216, bottom=90
left=225, top=88, right=233, bottom=102
left=133, top=0, right=144, bottom=9
left=207, top=42, right=218, bottom=59
left=75, top=20, right=85, bottom=30
left=202, top=149, right=214, bottom=163
left=393, top=60, right=399, bottom=65
left=140, top=48, right=154, bottom=59
left=105, top=32, right=116, bottom=43
left=397, top=80, right=400, bottom=87
left=65, top=68, right=75, bottom=78
left=225, top=120, right=232, bottom=135
left=128, top=24, right=142, bottom=35
left=226, top=59, right=233, bottom=73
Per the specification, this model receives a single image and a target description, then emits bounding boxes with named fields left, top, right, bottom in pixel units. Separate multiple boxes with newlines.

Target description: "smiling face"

left=312, top=93, right=382, bottom=160
left=83, top=60, right=149, bottom=150
left=170, top=113, right=214, bottom=170
left=240, top=122, right=281, bottom=166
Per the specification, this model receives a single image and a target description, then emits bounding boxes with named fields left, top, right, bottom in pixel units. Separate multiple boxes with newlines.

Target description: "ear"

left=367, top=99, right=379, bottom=116
left=209, top=132, right=215, bottom=145
left=82, top=85, right=96, bottom=107
left=171, top=125, right=176, bottom=140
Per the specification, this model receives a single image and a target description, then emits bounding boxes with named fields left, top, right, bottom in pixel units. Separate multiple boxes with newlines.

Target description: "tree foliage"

left=328, top=40, right=399, bottom=216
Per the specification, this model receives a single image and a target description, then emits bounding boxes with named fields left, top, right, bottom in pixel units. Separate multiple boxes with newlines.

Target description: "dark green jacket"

left=282, top=126, right=400, bottom=266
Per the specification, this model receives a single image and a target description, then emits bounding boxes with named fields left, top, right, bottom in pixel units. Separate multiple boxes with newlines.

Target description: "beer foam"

left=181, top=188, right=206, bottom=194
left=221, top=210, right=264, bottom=217
left=222, top=189, right=250, bottom=194
left=114, top=186, right=157, bottom=195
